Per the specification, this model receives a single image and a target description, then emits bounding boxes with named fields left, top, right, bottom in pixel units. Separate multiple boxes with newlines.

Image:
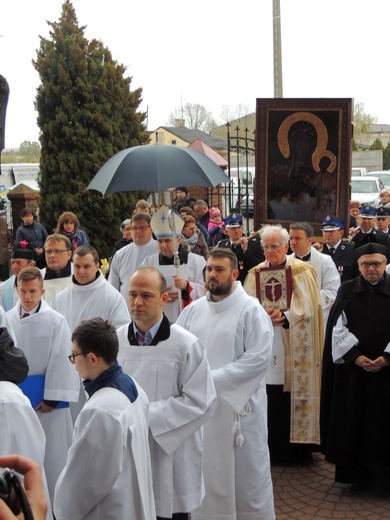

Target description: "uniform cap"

left=358, top=205, right=376, bottom=218
left=375, top=207, right=390, bottom=219
left=224, top=212, right=243, bottom=228
left=321, top=215, right=345, bottom=230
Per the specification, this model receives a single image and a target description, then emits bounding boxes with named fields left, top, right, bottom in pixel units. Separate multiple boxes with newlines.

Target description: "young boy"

left=7, top=267, right=80, bottom=503
left=54, top=318, right=155, bottom=520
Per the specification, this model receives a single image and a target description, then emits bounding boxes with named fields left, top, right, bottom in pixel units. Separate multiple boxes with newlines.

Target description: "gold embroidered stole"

left=244, top=258, right=323, bottom=444
left=285, top=259, right=323, bottom=444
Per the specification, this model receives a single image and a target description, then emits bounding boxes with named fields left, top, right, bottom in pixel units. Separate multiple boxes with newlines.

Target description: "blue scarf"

left=83, top=361, right=138, bottom=403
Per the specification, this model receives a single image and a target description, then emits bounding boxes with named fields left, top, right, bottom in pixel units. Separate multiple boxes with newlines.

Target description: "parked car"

left=223, top=167, right=255, bottom=214
left=351, top=176, right=384, bottom=205
left=366, top=171, right=390, bottom=189
left=351, top=167, right=367, bottom=176
left=239, top=192, right=254, bottom=216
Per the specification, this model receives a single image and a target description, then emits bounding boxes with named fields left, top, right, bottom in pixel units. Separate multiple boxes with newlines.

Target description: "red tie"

left=22, top=312, right=30, bottom=318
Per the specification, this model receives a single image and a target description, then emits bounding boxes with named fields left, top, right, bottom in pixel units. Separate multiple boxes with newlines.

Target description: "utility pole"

left=273, top=0, right=283, bottom=98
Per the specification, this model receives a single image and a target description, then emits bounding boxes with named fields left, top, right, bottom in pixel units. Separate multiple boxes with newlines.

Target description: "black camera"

left=0, top=467, right=34, bottom=519
left=0, top=467, right=21, bottom=514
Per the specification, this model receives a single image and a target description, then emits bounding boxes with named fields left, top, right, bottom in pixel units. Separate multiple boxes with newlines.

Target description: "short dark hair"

left=179, top=206, right=196, bottom=218
left=74, top=245, right=99, bottom=264
left=289, top=222, right=314, bottom=239
left=17, top=266, right=43, bottom=286
left=20, top=207, right=34, bottom=218
left=72, top=318, right=118, bottom=364
left=194, top=200, right=208, bottom=210
left=208, top=247, right=238, bottom=270
left=131, top=213, right=151, bottom=225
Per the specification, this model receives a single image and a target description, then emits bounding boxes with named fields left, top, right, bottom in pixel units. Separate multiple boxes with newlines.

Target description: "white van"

left=222, top=167, right=255, bottom=215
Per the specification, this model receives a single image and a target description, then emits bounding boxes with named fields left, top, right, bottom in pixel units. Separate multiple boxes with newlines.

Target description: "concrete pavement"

left=272, top=453, right=390, bottom=519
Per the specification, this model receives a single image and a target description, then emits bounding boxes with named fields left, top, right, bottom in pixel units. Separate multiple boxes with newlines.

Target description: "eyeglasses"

left=45, top=249, right=70, bottom=255
left=359, top=261, right=386, bottom=269
left=68, top=352, right=88, bottom=363
left=262, top=244, right=283, bottom=251
left=132, top=226, right=150, bottom=231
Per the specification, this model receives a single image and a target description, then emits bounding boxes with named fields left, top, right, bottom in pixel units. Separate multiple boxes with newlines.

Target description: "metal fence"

left=206, top=124, right=256, bottom=231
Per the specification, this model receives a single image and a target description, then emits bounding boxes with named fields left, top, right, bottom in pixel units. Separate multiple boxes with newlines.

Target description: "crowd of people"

left=1, top=186, right=390, bottom=519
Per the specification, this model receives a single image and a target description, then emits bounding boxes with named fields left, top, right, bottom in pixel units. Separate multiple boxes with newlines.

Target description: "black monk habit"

left=320, top=272, right=390, bottom=483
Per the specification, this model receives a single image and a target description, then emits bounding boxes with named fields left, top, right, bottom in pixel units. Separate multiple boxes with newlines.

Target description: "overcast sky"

left=1, top=0, right=390, bottom=149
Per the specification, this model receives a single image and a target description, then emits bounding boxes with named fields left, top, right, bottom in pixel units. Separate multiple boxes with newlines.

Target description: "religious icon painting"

left=254, top=98, right=353, bottom=237
left=255, top=265, right=292, bottom=312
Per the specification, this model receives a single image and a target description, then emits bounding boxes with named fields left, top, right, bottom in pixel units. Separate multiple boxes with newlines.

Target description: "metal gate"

left=203, top=123, right=255, bottom=231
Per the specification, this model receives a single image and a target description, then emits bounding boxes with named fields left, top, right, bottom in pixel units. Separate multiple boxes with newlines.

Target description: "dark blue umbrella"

left=87, top=144, right=230, bottom=195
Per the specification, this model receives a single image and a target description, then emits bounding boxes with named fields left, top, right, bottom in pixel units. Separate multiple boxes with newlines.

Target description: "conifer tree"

left=34, top=0, right=148, bottom=258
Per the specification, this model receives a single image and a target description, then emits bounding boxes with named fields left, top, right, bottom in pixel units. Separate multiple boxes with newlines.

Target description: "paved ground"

left=272, top=453, right=390, bottom=519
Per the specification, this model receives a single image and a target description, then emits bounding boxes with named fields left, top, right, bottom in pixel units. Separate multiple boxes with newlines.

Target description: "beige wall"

left=148, top=128, right=190, bottom=146
left=211, top=113, right=256, bottom=142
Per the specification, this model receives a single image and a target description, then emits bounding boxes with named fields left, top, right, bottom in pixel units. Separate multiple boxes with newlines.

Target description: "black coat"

left=217, top=237, right=264, bottom=285
left=321, top=273, right=390, bottom=471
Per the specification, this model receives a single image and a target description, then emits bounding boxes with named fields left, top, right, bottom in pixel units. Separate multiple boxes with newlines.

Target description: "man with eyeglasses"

left=52, top=245, right=130, bottom=422
left=244, top=224, right=323, bottom=466
left=108, top=213, right=158, bottom=305
left=6, top=267, right=80, bottom=503
left=321, top=240, right=390, bottom=490
left=54, top=318, right=155, bottom=520
left=41, top=234, right=73, bottom=304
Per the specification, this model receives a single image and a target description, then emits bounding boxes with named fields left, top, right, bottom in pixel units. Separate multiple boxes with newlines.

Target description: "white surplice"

left=116, top=321, right=216, bottom=518
left=177, top=282, right=275, bottom=520
left=41, top=265, right=74, bottom=305
left=54, top=385, right=155, bottom=520
left=0, top=381, right=53, bottom=520
left=7, top=300, right=80, bottom=501
left=51, top=271, right=131, bottom=422
left=139, top=252, right=206, bottom=322
left=108, top=239, right=159, bottom=303
left=51, top=272, right=130, bottom=331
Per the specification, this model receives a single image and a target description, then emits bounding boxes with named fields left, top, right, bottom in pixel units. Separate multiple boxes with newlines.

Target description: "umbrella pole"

left=168, top=210, right=182, bottom=311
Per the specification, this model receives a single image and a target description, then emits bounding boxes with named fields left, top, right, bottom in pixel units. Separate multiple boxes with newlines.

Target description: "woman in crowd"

left=181, top=215, right=209, bottom=260
left=15, top=207, right=48, bottom=269
left=377, top=189, right=390, bottom=208
left=55, top=211, right=89, bottom=253
left=112, top=219, right=132, bottom=258
left=179, top=206, right=209, bottom=242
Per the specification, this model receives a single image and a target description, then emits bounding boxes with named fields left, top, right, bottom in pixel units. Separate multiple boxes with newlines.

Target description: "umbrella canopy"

left=87, top=144, right=231, bottom=195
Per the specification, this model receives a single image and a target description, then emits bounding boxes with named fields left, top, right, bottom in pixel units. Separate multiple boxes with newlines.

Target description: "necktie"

left=330, top=247, right=335, bottom=255
left=22, top=312, right=30, bottom=318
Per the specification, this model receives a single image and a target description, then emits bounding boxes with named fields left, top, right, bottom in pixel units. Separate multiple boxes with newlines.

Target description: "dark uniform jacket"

left=217, top=236, right=264, bottom=285
left=321, top=241, right=355, bottom=283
